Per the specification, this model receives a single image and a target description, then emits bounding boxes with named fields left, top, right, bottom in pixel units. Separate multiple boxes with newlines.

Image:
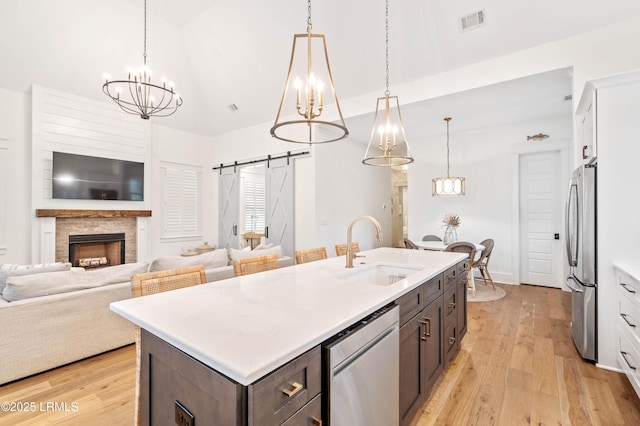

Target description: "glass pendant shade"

left=363, top=94, right=414, bottom=166
left=270, top=33, right=348, bottom=144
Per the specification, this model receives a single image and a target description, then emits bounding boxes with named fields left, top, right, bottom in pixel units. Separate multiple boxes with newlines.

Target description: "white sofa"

left=0, top=247, right=293, bottom=385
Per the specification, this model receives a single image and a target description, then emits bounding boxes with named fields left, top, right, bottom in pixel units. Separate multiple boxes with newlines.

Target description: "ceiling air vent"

left=459, top=10, right=486, bottom=32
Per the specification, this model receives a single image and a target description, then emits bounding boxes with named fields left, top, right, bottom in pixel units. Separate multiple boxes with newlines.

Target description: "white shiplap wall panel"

left=32, top=85, right=151, bottom=207
left=0, top=137, right=7, bottom=255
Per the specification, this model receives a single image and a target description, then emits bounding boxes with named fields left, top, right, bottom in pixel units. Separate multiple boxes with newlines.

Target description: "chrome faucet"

left=346, top=215, right=383, bottom=268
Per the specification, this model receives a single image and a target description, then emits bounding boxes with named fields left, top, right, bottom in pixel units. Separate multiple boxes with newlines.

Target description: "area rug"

left=467, top=283, right=506, bottom=302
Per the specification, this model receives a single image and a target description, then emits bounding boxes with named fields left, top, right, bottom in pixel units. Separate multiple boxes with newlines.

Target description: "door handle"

left=565, top=181, right=578, bottom=267
left=232, top=224, right=237, bottom=236
left=420, top=317, right=431, bottom=340
left=265, top=226, right=269, bottom=238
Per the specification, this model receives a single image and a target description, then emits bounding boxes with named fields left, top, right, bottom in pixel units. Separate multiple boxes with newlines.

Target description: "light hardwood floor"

left=1, top=284, right=639, bottom=425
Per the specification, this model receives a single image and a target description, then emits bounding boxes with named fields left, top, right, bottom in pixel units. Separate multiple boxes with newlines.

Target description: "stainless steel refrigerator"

left=565, top=163, right=597, bottom=362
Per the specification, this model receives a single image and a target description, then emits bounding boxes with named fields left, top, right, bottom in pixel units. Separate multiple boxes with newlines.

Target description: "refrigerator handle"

left=565, top=180, right=578, bottom=267
left=566, top=276, right=584, bottom=293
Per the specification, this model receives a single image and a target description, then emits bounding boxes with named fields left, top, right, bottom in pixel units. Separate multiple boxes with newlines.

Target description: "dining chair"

left=472, top=238, right=495, bottom=290
left=422, top=234, right=443, bottom=242
left=233, top=254, right=279, bottom=276
left=131, top=265, right=207, bottom=426
left=404, top=238, right=419, bottom=249
left=295, top=247, right=328, bottom=264
left=445, top=241, right=477, bottom=296
left=335, top=242, right=360, bottom=256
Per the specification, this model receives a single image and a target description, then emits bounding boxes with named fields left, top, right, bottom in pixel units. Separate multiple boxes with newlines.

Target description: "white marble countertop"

left=110, top=247, right=466, bottom=385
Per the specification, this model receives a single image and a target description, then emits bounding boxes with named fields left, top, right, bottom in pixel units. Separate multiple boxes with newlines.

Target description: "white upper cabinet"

left=576, top=83, right=597, bottom=165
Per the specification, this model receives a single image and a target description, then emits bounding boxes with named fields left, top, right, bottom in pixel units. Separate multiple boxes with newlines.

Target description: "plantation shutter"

left=243, top=177, right=265, bottom=233
left=162, top=166, right=201, bottom=238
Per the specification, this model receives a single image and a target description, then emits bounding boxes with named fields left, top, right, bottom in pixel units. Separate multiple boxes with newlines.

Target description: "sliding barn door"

left=218, top=168, right=240, bottom=250
left=265, top=158, right=294, bottom=257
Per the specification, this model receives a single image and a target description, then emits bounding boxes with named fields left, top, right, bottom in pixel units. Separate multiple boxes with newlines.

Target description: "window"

left=161, top=164, right=201, bottom=238
left=240, top=165, right=265, bottom=233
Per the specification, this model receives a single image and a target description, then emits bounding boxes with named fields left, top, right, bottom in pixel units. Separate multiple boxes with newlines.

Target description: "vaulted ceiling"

left=1, top=0, right=640, bottom=138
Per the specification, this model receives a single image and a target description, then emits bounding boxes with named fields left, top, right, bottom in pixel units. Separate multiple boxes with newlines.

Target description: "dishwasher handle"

left=332, top=324, right=397, bottom=377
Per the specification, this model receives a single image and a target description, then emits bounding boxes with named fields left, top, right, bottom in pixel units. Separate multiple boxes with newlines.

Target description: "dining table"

left=414, top=240, right=485, bottom=295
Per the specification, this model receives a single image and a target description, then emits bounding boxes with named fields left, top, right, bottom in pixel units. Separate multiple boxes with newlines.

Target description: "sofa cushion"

left=0, top=262, right=71, bottom=294
left=149, top=249, right=229, bottom=272
left=229, top=245, right=283, bottom=261
left=85, top=262, right=149, bottom=286
left=3, top=269, right=99, bottom=301
left=2, top=262, right=149, bottom=302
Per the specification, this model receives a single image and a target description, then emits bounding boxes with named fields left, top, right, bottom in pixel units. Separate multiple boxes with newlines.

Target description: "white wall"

left=149, top=124, right=217, bottom=258
left=314, top=141, right=391, bottom=256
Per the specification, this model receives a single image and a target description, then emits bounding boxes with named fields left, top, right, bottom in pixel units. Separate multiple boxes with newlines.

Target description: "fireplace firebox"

left=69, top=233, right=126, bottom=268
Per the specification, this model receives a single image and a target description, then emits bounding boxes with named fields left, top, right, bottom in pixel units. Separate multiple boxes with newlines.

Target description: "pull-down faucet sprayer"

left=345, top=216, right=383, bottom=268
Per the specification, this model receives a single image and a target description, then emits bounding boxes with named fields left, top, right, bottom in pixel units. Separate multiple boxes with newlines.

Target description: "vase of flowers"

left=442, top=214, right=460, bottom=245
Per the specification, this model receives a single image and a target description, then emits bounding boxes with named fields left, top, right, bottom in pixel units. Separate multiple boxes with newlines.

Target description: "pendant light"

left=102, top=0, right=182, bottom=119
left=362, top=0, right=413, bottom=167
left=432, top=117, right=465, bottom=196
left=270, top=0, right=348, bottom=144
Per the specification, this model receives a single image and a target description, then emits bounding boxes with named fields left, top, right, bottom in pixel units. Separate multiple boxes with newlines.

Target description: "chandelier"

left=432, top=117, right=465, bottom=196
left=362, top=0, right=413, bottom=167
left=270, top=0, right=348, bottom=144
left=102, top=0, right=182, bottom=119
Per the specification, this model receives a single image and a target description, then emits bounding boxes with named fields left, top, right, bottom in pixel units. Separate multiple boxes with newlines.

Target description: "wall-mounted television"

left=52, top=152, right=144, bottom=201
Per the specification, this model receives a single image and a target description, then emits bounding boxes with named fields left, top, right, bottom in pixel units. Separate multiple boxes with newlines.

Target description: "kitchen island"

left=111, top=247, right=468, bottom=425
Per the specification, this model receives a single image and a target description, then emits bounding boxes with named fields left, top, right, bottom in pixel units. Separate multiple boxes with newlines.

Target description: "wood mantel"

left=36, top=209, right=152, bottom=218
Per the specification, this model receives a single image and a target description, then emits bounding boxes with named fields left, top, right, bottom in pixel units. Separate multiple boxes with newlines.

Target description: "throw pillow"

left=228, top=245, right=282, bottom=261
left=149, top=249, right=229, bottom=272
left=0, top=262, right=71, bottom=294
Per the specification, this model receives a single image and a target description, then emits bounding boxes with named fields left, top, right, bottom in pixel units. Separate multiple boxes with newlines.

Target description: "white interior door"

left=519, top=151, right=563, bottom=288
left=265, top=158, right=294, bottom=257
left=218, top=168, right=240, bottom=250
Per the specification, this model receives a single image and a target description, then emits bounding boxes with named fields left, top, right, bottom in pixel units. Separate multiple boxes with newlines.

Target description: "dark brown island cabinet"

left=397, top=259, right=468, bottom=426
left=138, top=258, right=468, bottom=426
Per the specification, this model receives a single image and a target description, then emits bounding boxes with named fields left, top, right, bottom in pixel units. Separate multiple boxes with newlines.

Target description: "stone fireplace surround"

left=35, top=209, right=151, bottom=265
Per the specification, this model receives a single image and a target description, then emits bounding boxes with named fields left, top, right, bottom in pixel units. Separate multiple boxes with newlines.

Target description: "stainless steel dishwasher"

left=322, top=304, right=399, bottom=426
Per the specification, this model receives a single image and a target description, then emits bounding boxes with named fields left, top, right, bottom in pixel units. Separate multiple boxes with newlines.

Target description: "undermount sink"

left=336, top=262, right=423, bottom=286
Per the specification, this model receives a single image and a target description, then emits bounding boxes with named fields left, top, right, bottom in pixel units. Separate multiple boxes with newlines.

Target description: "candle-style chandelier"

left=362, top=0, right=413, bottom=166
left=102, top=0, right=182, bottom=119
left=432, top=117, right=466, bottom=196
left=270, top=0, right=348, bottom=143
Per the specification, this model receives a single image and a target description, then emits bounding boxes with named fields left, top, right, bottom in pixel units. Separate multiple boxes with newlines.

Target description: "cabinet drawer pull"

left=620, top=282, right=637, bottom=294
left=311, top=417, right=323, bottom=426
left=621, top=351, right=637, bottom=370
left=448, top=302, right=456, bottom=310
left=621, top=313, right=637, bottom=328
left=282, top=382, right=303, bottom=397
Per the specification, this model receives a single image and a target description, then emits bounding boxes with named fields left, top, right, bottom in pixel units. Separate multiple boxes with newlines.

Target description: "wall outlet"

left=175, top=400, right=194, bottom=426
